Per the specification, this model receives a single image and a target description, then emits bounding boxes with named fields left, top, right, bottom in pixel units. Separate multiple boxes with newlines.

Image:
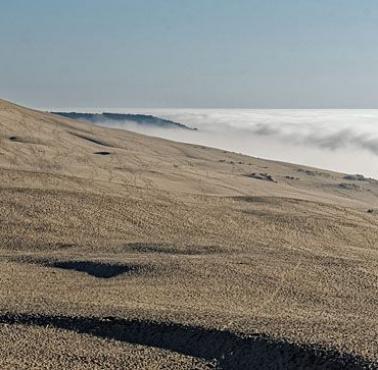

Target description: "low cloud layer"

left=246, top=123, right=378, bottom=155
left=82, top=108, right=378, bottom=178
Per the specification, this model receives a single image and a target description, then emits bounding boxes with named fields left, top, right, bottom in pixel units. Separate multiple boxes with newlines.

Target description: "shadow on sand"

left=8, top=256, right=151, bottom=279
left=50, top=261, right=143, bottom=278
left=0, top=314, right=371, bottom=369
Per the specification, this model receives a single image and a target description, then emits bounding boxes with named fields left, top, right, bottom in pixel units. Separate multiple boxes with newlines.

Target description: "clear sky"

left=1, top=0, right=378, bottom=108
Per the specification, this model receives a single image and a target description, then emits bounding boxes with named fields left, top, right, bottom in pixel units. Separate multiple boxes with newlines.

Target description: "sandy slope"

left=0, top=99, right=377, bottom=369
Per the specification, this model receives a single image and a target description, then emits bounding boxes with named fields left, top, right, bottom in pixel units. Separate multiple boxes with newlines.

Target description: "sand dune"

left=0, top=99, right=377, bottom=369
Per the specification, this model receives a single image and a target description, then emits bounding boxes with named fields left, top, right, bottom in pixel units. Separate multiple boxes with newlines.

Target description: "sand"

left=0, top=99, right=377, bottom=369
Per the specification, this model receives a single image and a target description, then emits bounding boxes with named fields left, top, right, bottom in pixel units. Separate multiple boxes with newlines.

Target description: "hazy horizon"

left=39, top=107, right=378, bottom=178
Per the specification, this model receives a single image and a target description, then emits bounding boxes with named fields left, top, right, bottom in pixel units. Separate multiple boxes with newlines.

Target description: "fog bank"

left=56, top=108, right=378, bottom=178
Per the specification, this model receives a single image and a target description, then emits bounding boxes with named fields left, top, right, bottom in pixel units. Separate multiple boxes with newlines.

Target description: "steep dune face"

left=0, top=99, right=377, bottom=369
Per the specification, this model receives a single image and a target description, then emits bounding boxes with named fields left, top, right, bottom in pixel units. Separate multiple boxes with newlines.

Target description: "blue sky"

left=1, top=0, right=378, bottom=108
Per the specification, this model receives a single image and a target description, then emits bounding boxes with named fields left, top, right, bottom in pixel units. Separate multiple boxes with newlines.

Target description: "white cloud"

left=73, top=108, right=378, bottom=178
